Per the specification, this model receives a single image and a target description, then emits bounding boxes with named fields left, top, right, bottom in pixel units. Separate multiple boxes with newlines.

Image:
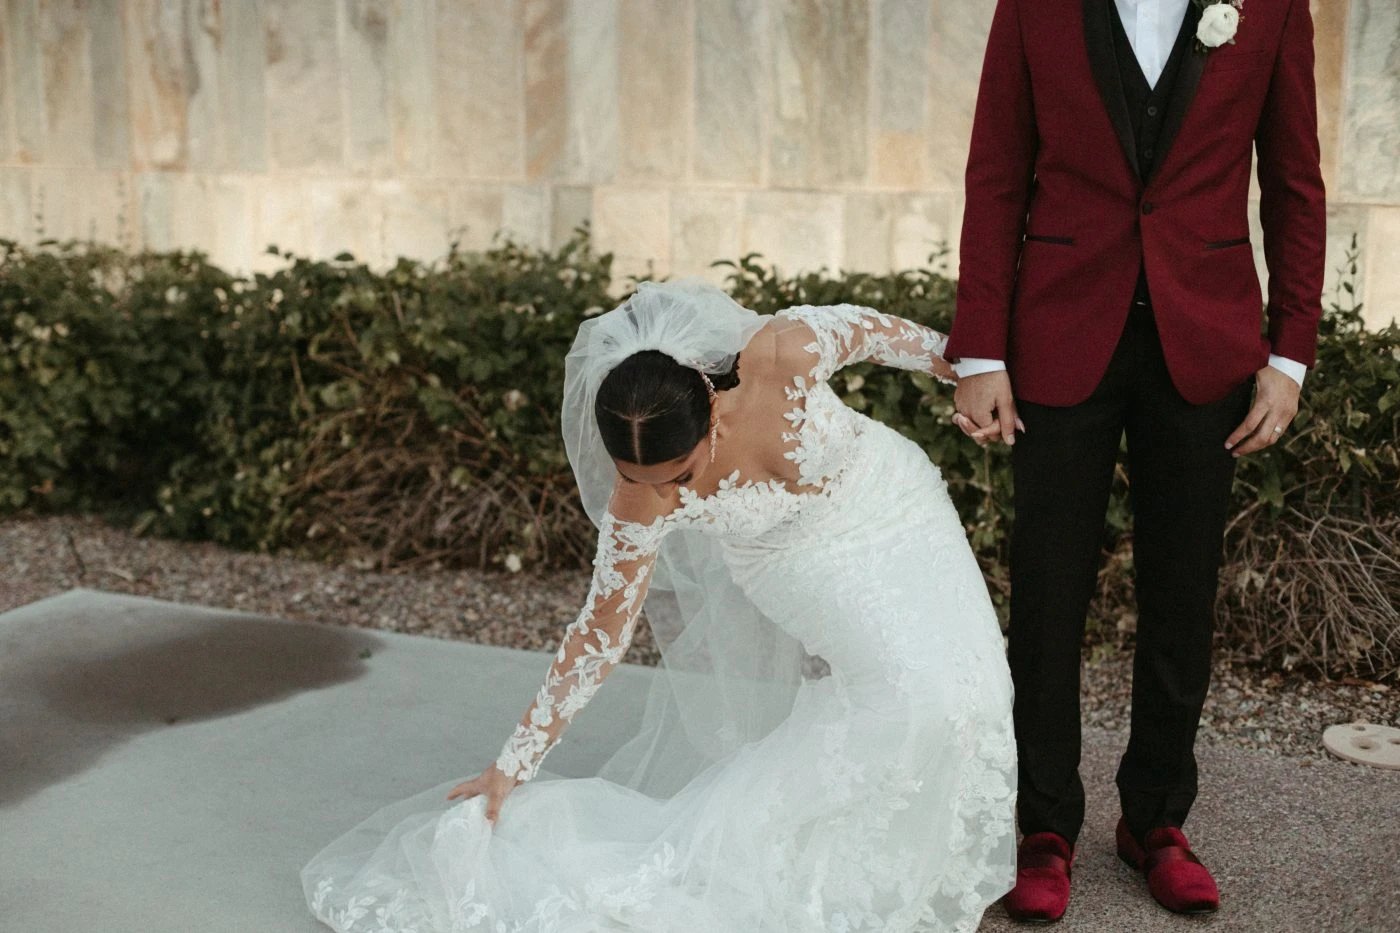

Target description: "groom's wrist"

left=953, top=358, right=1008, bottom=379
left=1266, top=354, right=1306, bottom=388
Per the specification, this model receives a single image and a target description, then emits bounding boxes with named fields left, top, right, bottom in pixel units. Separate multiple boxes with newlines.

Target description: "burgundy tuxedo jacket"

left=945, top=0, right=1326, bottom=406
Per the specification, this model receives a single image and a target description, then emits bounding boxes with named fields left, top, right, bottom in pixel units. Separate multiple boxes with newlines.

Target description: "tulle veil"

left=558, top=280, right=807, bottom=797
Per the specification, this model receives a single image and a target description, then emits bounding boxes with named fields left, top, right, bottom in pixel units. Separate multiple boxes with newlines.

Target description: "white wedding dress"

left=303, top=303, right=1017, bottom=933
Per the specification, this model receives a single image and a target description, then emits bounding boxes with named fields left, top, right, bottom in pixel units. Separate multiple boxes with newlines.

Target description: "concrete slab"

left=0, top=590, right=648, bottom=932
left=1, top=589, right=1396, bottom=932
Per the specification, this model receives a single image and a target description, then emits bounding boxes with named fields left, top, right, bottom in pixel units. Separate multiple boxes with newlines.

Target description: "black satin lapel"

left=1154, top=4, right=1207, bottom=178
left=1083, top=0, right=1140, bottom=182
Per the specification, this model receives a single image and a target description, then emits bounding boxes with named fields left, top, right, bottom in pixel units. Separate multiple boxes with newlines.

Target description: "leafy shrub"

left=0, top=243, right=229, bottom=517
left=1216, top=237, right=1399, bottom=676
left=0, top=234, right=1395, bottom=678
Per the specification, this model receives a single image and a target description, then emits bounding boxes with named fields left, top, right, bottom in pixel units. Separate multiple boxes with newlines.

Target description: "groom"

left=945, top=0, right=1324, bottom=922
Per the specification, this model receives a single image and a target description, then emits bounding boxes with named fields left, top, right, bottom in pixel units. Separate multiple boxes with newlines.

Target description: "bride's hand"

left=952, top=413, right=1016, bottom=447
left=447, top=765, right=518, bottom=825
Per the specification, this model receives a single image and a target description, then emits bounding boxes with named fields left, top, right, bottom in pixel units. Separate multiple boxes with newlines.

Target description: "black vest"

left=1109, top=2, right=1195, bottom=184
left=1107, top=3, right=1196, bottom=305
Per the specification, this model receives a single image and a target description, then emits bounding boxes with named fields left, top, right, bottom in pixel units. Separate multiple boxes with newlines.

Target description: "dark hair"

left=595, top=351, right=741, bottom=466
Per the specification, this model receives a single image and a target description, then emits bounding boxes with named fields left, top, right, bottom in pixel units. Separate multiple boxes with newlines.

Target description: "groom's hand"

left=1225, top=365, right=1301, bottom=458
left=953, top=371, right=1023, bottom=447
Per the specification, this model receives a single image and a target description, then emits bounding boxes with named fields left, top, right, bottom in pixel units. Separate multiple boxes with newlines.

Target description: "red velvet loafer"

left=1003, top=831, right=1074, bottom=923
left=1116, top=818, right=1220, bottom=914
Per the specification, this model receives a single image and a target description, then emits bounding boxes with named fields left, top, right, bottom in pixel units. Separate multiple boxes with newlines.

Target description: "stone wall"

left=0, top=0, right=1395, bottom=328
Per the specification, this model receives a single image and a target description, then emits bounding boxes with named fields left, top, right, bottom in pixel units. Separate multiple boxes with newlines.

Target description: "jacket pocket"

left=1024, top=234, right=1075, bottom=246
left=1205, top=237, right=1251, bottom=251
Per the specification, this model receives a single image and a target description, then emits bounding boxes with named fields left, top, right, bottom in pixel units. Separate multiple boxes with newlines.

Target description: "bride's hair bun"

left=595, top=351, right=740, bottom=466
left=709, top=354, right=742, bottom=392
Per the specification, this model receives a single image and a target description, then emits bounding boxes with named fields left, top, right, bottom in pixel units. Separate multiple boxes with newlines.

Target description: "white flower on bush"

left=502, top=389, right=527, bottom=412
left=1197, top=2, right=1241, bottom=49
left=504, top=553, right=523, bottom=573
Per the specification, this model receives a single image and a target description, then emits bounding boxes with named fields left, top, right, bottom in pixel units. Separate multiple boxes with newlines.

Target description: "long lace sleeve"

left=776, top=304, right=957, bottom=385
left=494, top=513, right=666, bottom=783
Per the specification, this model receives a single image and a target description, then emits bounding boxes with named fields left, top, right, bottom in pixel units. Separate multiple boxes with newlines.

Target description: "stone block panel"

left=32, top=167, right=135, bottom=247
left=1340, top=0, right=1400, bottom=202
left=264, top=0, right=342, bottom=170
left=845, top=192, right=954, bottom=273
left=618, top=0, right=689, bottom=182
left=7, top=0, right=44, bottom=162
left=1361, top=206, right=1399, bottom=329
left=88, top=0, right=130, bottom=170
left=671, top=189, right=741, bottom=281
left=388, top=0, right=435, bottom=174
left=593, top=185, right=669, bottom=280
left=742, top=190, right=842, bottom=275
left=769, top=0, right=868, bottom=187
left=437, top=0, right=523, bottom=179
left=550, top=184, right=593, bottom=247
left=564, top=0, right=619, bottom=183
left=1311, top=0, right=1350, bottom=190
left=693, top=0, right=764, bottom=185
left=0, top=167, right=34, bottom=241
left=873, top=0, right=931, bottom=188
left=220, top=0, right=269, bottom=172
left=927, top=0, right=994, bottom=190
left=523, top=0, right=568, bottom=179
left=123, top=0, right=189, bottom=170
left=449, top=185, right=506, bottom=252
left=39, top=0, right=95, bottom=168
left=379, top=179, right=453, bottom=263
left=342, top=0, right=393, bottom=172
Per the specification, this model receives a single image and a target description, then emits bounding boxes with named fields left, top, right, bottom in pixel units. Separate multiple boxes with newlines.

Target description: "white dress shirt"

left=1114, top=0, right=1191, bottom=88
left=955, top=0, right=1307, bottom=388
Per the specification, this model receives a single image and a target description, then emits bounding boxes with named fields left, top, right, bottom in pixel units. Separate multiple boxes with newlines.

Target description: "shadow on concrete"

left=1, top=592, right=381, bottom=807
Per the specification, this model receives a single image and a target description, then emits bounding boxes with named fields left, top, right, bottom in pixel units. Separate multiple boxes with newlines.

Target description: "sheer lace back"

left=662, top=303, right=956, bottom=531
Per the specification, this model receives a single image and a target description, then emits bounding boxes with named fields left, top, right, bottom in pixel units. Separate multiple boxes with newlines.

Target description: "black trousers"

left=1008, top=296, right=1251, bottom=846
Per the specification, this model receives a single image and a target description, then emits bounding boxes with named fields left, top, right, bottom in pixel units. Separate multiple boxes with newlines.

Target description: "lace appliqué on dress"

left=775, top=305, right=953, bottom=491
left=776, top=304, right=954, bottom=385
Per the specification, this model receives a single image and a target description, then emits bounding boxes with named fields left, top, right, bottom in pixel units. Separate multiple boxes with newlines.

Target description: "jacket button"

left=1147, top=105, right=1159, bottom=117
left=1142, top=201, right=1155, bottom=215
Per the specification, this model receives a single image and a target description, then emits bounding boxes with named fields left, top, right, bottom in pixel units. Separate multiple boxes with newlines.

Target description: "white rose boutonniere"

left=1194, top=0, right=1244, bottom=52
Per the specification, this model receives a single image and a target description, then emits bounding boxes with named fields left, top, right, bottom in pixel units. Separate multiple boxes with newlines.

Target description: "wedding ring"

left=1273, top=426, right=1283, bottom=434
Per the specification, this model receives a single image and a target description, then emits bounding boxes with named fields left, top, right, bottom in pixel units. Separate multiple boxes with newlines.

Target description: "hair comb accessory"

left=700, top=371, right=718, bottom=401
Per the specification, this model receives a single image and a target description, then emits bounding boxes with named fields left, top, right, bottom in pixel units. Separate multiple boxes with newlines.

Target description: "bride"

left=302, top=281, right=1017, bottom=932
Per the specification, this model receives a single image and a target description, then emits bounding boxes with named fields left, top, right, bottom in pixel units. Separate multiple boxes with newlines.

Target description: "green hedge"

left=1, top=235, right=1396, bottom=677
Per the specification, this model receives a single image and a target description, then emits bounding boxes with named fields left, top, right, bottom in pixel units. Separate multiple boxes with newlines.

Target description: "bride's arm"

left=449, top=505, right=664, bottom=821
left=774, top=304, right=957, bottom=385
left=493, top=513, right=664, bottom=785
left=448, top=487, right=668, bottom=821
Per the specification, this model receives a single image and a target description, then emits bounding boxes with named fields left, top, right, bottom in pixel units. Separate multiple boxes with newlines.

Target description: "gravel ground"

left=4, top=514, right=1395, bottom=763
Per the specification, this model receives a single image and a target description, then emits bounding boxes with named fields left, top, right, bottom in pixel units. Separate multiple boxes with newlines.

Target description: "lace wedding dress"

left=303, top=300, right=1017, bottom=932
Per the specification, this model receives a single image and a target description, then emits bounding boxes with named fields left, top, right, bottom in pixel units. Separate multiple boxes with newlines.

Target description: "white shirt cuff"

left=952, top=357, right=1008, bottom=379
left=1267, top=354, right=1307, bottom=388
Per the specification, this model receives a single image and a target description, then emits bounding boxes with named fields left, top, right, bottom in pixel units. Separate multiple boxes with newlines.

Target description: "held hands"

left=952, top=370, right=1026, bottom=447
left=447, top=764, right=518, bottom=826
left=1225, top=365, right=1301, bottom=458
